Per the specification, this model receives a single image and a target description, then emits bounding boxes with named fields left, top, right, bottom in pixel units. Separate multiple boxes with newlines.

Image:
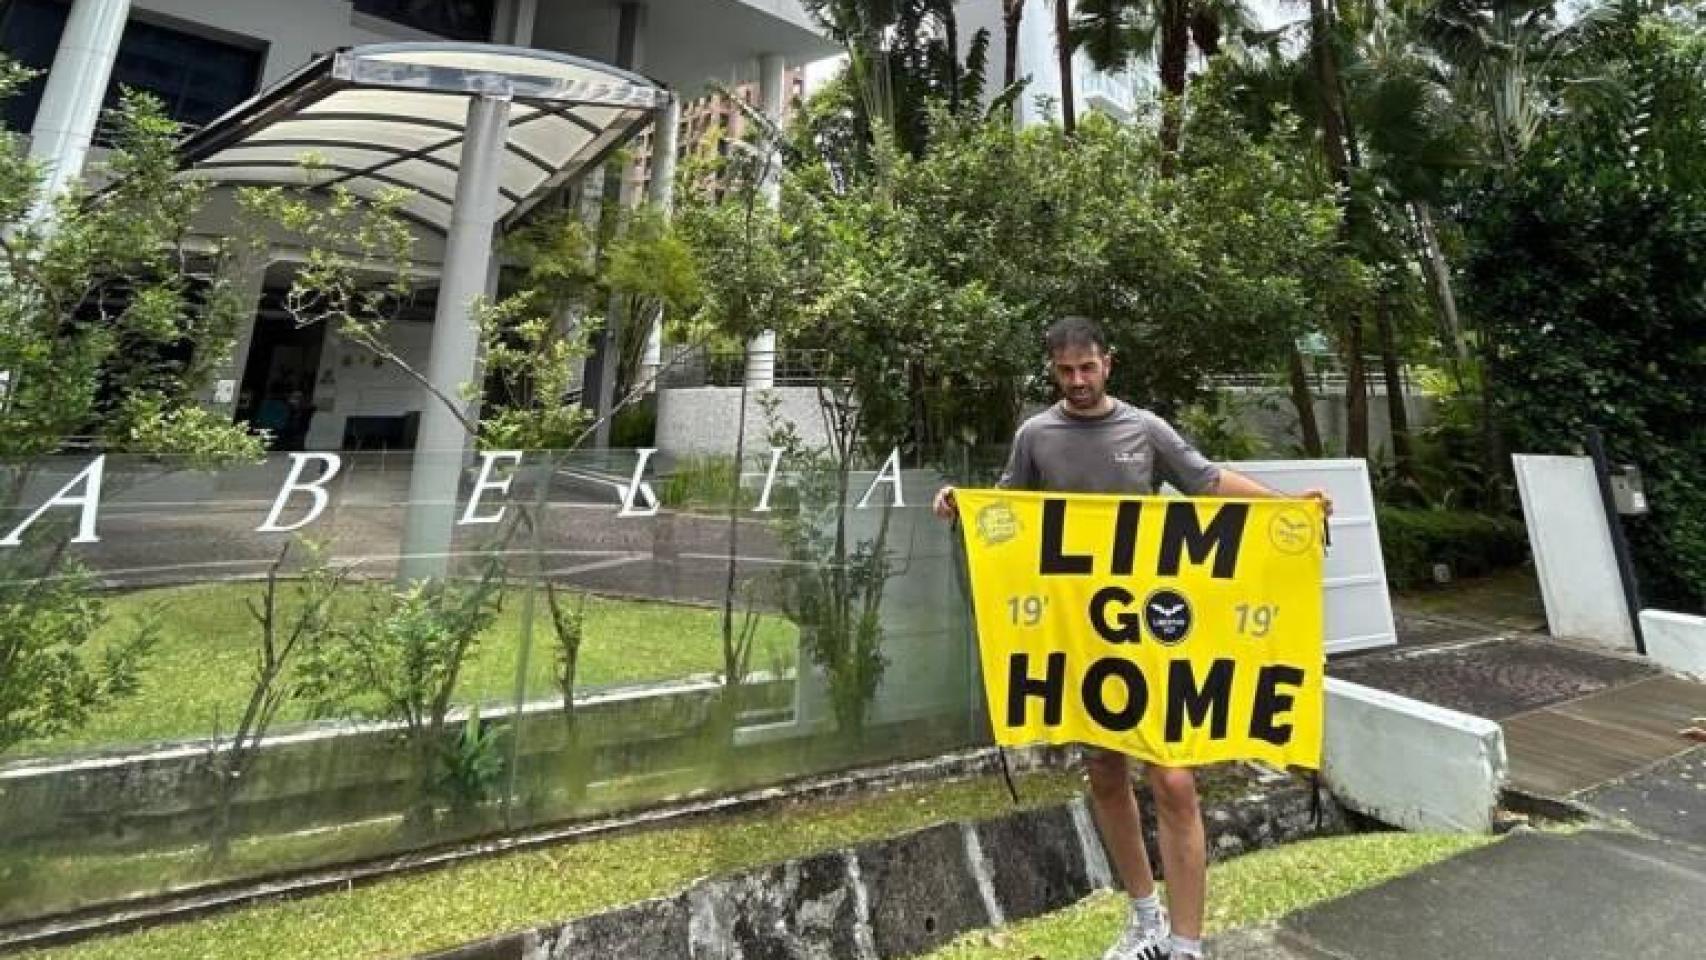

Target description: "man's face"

left=1050, top=343, right=1111, bottom=412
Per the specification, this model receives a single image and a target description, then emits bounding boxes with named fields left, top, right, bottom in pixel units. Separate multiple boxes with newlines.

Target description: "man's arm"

left=935, top=424, right=1034, bottom=519
left=1213, top=468, right=1334, bottom=517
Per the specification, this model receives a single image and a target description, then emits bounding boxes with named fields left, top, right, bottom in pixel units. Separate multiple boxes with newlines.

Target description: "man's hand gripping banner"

left=957, top=491, right=1326, bottom=769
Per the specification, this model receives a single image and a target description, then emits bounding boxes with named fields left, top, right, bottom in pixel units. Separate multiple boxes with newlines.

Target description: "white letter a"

left=857, top=447, right=906, bottom=509
left=2, top=456, right=106, bottom=546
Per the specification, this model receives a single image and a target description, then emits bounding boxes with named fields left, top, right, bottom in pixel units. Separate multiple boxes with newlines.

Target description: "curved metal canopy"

left=177, top=43, right=672, bottom=235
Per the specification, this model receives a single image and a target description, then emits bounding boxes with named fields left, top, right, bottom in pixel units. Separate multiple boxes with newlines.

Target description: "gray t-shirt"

left=998, top=400, right=1221, bottom=496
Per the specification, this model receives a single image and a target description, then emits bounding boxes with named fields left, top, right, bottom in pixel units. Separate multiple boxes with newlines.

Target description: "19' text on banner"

left=957, top=490, right=1326, bottom=769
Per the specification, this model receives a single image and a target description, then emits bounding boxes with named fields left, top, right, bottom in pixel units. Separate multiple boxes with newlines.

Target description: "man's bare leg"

left=1148, top=765, right=1207, bottom=947
left=1086, top=750, right=1158, bottom=897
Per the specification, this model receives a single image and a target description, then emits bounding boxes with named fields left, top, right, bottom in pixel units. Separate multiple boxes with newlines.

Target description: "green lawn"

left=923, top=831, right=1496, bottom=959
left=22, top=770, right=1090, bottom=960
left=18, top=583, right=798, bottom=756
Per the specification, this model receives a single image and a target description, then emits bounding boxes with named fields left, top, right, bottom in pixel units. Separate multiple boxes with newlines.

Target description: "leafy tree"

left=0, top=72, right=263, bottom=464
left=0, top=69, right=262, bottom=755
left=205, top=540, right=350, bottom=860
left=298, top=561, right=506, bottom=829
left=0, top=561, right=156, bottom=755
left=1462, top=8, right=1706, bottom=610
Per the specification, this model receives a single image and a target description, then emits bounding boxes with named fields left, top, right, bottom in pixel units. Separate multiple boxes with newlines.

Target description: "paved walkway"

left=1227, top=572, right=1706, bottom=959
left=1215, top=827, right=1706, bottom=959
left=1337, top=572, right=1706, bottom=815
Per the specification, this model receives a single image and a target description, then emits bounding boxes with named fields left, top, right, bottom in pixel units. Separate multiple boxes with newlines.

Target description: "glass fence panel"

left=0, top=444, right=1007, bottom=926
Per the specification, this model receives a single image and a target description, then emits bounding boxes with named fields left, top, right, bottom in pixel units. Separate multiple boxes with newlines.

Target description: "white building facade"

left=1, top=0, right=833, bottom=452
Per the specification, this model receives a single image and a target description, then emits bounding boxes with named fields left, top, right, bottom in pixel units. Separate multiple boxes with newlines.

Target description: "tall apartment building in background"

left=626, top=67, right=805, bottom=197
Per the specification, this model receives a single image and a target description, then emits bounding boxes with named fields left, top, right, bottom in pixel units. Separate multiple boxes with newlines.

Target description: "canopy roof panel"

left=177, top=43, right=672, bottom=235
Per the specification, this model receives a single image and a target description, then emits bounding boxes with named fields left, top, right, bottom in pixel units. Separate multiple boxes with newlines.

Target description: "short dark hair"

left=1045, top=316, right=1108, bottom=356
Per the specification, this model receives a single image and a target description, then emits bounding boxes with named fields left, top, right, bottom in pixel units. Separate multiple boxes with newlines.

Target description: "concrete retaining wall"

left=0, top=677, right=791, bottom=853
left=1322, top=678, right=1508, bottom=833
left=1221, top=386, right=1436, bottom=463
left=419, top=774, right=1345, bottom=960
left=1640, top=610, right=1706, bottom=682
left=656, top=387, right=831, bottom=459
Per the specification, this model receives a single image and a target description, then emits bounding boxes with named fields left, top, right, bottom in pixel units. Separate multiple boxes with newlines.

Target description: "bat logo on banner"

left=1143, top=589, right=1193, bottom=646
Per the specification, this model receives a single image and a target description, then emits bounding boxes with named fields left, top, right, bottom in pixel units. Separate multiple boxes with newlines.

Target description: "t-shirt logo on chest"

left=1113, top=450, right=1146, bottom=464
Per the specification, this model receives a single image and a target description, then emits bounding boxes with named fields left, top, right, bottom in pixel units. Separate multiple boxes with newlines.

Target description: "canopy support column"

left=745, top=53, right=787, bottom=389
left=640, top=94, right=680, bottom=391
left=399, top=91, right=512, bottom=584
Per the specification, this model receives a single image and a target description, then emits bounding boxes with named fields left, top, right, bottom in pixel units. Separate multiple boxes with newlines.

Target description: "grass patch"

left=17, top=584, right=798, bottom=756
left=659, top=456, right=755, bottom=512
left=22, top=769, right=1088, bottom=960
left=924, top=830, right=1496, bottom=959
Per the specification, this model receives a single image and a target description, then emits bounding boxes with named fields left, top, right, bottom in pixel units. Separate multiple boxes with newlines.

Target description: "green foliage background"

left=1463, top=15, right=1706, bottom=611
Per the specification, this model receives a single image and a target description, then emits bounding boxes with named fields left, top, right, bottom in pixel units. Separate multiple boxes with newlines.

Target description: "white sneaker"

left=1100, top=906, right=1171, bottom=960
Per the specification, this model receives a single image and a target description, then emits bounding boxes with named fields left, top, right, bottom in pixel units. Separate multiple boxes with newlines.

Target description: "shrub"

left=1377, top=507, right=1530, bottom=590
left=610, top=402, right=656, bottom=449
left=659, top=456, right=754, bottom=511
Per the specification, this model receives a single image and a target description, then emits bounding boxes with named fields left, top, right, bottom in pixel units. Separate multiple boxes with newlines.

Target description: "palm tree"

left=1055, top=0, right=1079, bottom=133
left=797, top=0, right=992, bottom=159
left=1004, top=0, right=1027, bottom=90
left=1419, top=0, right=1615, bottom=167
left=1072, top=0, right=1255, bottom=159
left=1411, top=0, right=1617, bottom=474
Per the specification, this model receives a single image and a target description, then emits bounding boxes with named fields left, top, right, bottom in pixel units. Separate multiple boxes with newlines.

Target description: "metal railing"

left=657, top=347, right=838, bottom=389
left=1207, top=356, right=1425, bottom=395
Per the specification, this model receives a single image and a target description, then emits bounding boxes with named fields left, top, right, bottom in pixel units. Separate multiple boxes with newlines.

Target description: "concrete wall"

left=303, top=318, right=437, bottom=450
left=1640, top=610, right=1706, bottom=682
left=1513, top=455, right=1637, bottom=652
left=0, top=677, right=789, bottom=852
left=1221, top=387, right=1437, bottom=461
left=655, top=387, right=832, bottom=459
left=1321, top=678, right=1508, bottom=833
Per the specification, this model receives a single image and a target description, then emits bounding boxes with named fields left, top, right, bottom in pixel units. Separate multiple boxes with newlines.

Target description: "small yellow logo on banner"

left=956, top=490, right=1326, bottom=770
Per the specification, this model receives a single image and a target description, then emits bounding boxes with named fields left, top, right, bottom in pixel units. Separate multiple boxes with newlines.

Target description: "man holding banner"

left=934, top=317, right=1331, bottom=960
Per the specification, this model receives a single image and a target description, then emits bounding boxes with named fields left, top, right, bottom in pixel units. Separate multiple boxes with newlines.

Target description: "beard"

left=1064, top=386, right=1103, bottom=410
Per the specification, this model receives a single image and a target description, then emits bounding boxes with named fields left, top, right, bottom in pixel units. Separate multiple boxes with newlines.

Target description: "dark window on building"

left=353, top=0, right=495, bottom=42
left=0, top=0, right=263, bottom=134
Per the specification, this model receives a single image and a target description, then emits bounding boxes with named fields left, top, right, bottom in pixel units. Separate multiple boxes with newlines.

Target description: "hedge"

left=1377, top=507, right=1530, bottom=590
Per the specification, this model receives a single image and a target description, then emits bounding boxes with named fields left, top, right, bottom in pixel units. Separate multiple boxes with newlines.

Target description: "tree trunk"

left=1158, top=0, right=1191, bottom=167
left=1054, top=0, right=1076, bottom=134
left=1376, top=287, right=1413, bottom=474
left=944, top=10, right=962, bottom=113
left=1479, top=324, right=1506, bottom=491
left=1345, top=319, right=1369, bottom=460
left=1287, top=344, right=1324, bottom=457
left=1004, top=0, right=1025, bottom=91
left=1306, top=0, right=1351, bottom=188
left=1189, top=8, right=1223, bottom=58
left=1410, top=200, right=1468, bottom=382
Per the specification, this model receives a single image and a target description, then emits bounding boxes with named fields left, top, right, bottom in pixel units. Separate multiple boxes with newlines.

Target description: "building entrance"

left=236, top=303, right=326, bottom=452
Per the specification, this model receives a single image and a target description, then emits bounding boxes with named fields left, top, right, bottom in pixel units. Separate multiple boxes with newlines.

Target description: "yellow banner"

left=957, top=490, right=1326, bottom=769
